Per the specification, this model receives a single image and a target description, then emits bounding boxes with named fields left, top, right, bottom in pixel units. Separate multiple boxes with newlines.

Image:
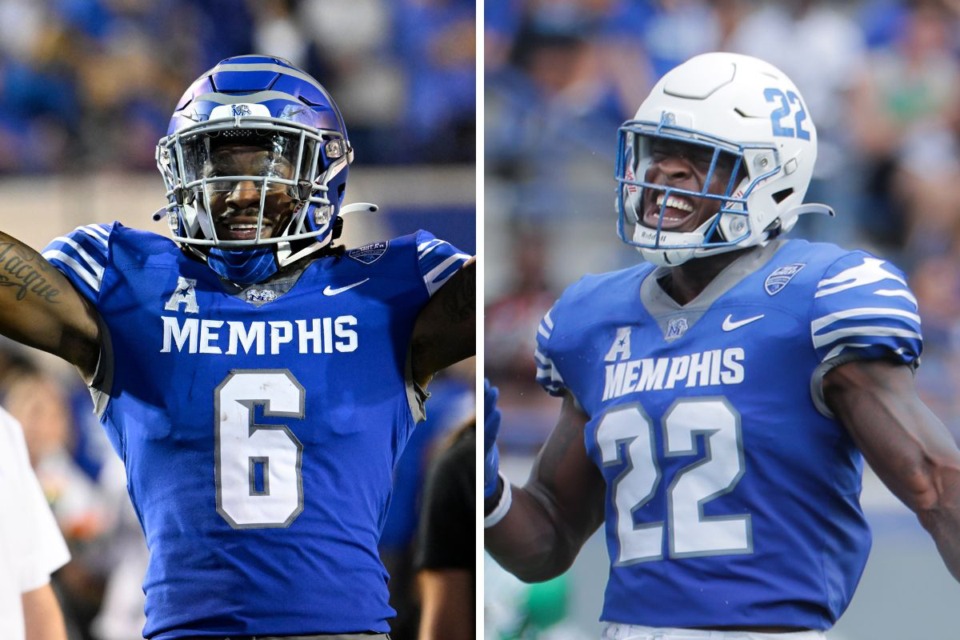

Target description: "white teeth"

left=655, top=194, right=694, bottom=213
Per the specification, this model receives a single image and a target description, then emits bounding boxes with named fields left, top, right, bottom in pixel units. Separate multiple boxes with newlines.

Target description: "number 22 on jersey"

left=596, top=397, right=752, bottom=564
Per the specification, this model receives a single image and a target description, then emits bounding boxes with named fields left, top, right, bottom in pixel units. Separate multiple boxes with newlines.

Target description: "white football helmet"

left=615, top=52, right=833, bottom=266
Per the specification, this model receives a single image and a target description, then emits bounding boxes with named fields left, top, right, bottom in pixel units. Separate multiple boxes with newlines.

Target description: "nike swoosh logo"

left=722, top=313, right=765, bottom=331
left=323, top=278, right=370, bottom=296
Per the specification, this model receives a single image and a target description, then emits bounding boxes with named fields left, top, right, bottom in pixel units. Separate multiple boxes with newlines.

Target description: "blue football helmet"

left=155, top=55, right=371, bottom=284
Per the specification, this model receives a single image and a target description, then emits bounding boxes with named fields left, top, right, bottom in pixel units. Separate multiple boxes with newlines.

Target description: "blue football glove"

left=484, top=378, right=502, bottom=500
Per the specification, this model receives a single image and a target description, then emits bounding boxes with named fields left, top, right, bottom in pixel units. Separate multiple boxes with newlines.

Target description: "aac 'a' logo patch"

left=347, top=241, right=389, bottom=265
left=164, top=276, right=199, bottom=314
left=764, top=263, right=805, bottom=296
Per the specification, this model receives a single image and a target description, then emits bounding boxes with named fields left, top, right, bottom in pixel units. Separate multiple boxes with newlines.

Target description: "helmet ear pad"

left=714, top=174, right=752, bottom=244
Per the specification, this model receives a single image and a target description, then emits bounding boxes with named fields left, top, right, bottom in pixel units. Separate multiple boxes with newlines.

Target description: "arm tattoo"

left=0, top=241, right=62, bottom=303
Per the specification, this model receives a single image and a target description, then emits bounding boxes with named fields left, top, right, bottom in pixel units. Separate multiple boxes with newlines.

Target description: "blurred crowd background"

left=484, top=0, right=960, bottom=638
left=0, top=0, right=475, bottom=172
left=0, top=1, right=475, bottom=639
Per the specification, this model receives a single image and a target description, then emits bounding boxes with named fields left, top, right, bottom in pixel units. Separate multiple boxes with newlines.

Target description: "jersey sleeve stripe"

left=42, top=235, right=106, bottom=278
left=811, top=254, right=922, bottom=367
left=417, top=238, right=444, bottom=257
left=78, top=223, right=110, bottom=245
left=814, top=258, right=907, bottom=298
left=874, top=288, right=918, bottom=304
left=534, top=348, right=564, bottom=395
left=41, top=223, right=113, bottom=300
left=542, top=310, right=554, bottom=331
left=812, top=325, right=921, bottom=350
left=423, top=253, right=470, bottom=282
left=538, top=311, right=554, bottom=340
left=41, top=250, right=101, bottom=291
left=423, top=254, right=470, bottom=296
left=810, top=307, right=921, bottom=333
left=537, top=323, right=551, bottom=340
left=534, top=303, right=566, bottom=396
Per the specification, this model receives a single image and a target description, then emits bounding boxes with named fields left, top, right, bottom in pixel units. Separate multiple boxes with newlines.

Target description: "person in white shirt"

left=0, top=405, right=70, bottom=640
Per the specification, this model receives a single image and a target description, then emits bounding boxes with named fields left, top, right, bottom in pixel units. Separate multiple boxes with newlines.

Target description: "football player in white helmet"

left=616, top=52, right=833, bottom=268
left=485, top=52, right=960, bottom=639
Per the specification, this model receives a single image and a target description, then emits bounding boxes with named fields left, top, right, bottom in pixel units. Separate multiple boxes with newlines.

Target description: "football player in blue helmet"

left=156, top=54, right=375, bottom=284
left=485, top=52, right=960, bottom=639
left=0, top=54, right=475, bottom=638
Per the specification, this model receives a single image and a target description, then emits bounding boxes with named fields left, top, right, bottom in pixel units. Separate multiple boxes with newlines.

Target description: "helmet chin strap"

left=633, top=191, right=747, bottom=268
left=638, top=245, right=696, bottom=267
left=633, top=224, right=705, bottom=267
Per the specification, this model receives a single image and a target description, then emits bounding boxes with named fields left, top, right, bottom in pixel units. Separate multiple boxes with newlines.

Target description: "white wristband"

left=484, top=472, right=513, bottom=528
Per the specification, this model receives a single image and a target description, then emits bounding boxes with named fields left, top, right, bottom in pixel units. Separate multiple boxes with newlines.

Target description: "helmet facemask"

left=154, top=55, right=358, bottom=285
left=160, top=119, right=349, bottom=236
left=616, top=125, right=766, bottom=266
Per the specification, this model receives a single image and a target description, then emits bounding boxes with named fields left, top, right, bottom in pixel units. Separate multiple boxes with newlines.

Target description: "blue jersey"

left=43, top=223, right=469, bottom=639
left=534, top=239, right=922, bottom=630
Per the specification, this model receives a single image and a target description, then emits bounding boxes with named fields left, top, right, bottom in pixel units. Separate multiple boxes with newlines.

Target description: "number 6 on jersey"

left=215, top=370, right=305, bottom=528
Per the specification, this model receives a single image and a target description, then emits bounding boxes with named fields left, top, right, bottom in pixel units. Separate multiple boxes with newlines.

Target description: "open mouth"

left=643, top=193, right=696, bottom=230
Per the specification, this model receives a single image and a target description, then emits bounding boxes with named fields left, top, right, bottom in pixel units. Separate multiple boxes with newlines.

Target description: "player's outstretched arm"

left=485, top=390, right=605, bottom=583
left=0, top=231, right=100, bottom=382
left=410, top=257, right=476, bottom=388
left=825, top=358, right=960, bottom=582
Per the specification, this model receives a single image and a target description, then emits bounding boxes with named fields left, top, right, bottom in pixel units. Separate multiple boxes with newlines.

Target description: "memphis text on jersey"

left=603, top=342, right=745, bottom=401
left=160, top=277, right=358, bottom=355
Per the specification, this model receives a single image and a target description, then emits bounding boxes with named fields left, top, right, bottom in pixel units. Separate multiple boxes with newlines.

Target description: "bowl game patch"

left=347, top=241, right=389, bottom=265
